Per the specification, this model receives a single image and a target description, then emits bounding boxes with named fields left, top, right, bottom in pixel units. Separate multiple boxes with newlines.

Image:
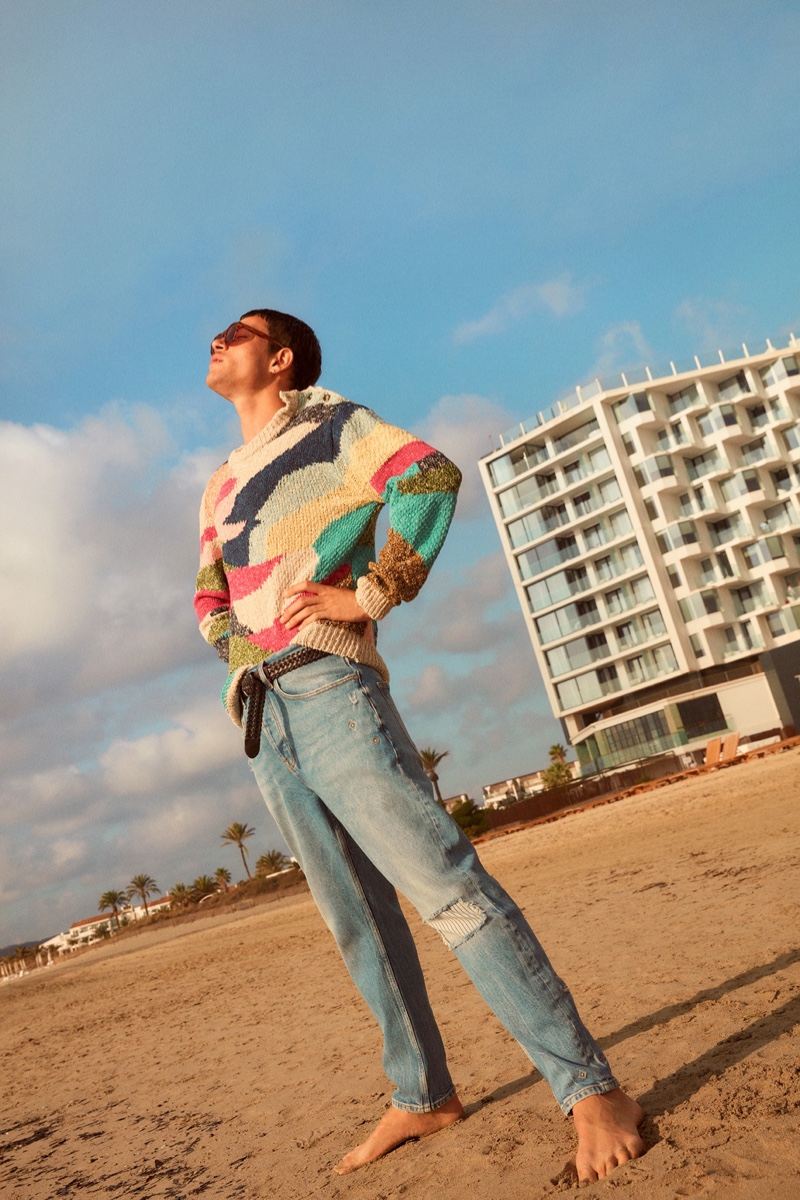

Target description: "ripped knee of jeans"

left=426, top=897, right=487, bottom=949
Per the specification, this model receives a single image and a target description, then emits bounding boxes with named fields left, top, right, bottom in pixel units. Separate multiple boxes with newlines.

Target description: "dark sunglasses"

left=210, top=322, right=287, bottom=356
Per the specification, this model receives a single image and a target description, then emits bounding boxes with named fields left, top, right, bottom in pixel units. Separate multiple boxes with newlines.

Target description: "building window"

left=644, top=498, right=658, bottom=521
left=668, top=383, right=701, bottom=415
left=716, top=550, right=734, bottom=578
left=634, top=455, right=676, bottom=487
left=630, top=575, right=656, bottom=603
left=689, top=634, right=706, bottom=657
left=553, top=418, right=600, bottom=456
left=772, top=466, right=793, bottom=493
left=686, top=449, right=722, bottom=481
left=525, top=564, right=591, bottom=612
left=676, top=694, right=727, bottom=739
left=760, top=356, right=800, bottom=388
left=605, top=710, right=671, bottom=755
left=588, top=445, right=612, bottom=473
left=767, top=612, right=786, bottom=637
left=760, top=500, right=793, bottom=534
left=516, top=533, right=580, bottom=580
left=573, top=490, right=593, bottom=516
left=667, top=567, right=681, bottom=588
left=696, top=411, right=714, bottom=438
left=535, top=597, right=601, bottom=644
left=741, top=437, right=767, bottom=466
left=717, top=371, right=751, bottom=401
left=488, top=440, right=549, bottom=486
left=599, top=476, right=622, bottom=505
left=612, top=392, right=654, bottom=423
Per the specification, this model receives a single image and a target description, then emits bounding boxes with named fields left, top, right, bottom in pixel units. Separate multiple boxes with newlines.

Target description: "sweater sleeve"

left=193, top=475, right=232, bottom=662
left=353, top=420, right=462, bottom=620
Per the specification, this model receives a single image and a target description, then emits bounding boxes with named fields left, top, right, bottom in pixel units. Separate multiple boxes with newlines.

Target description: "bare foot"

left=571, top=1088, right=645, bottom=1183
left=333, top=1095, right=464, bottom=1174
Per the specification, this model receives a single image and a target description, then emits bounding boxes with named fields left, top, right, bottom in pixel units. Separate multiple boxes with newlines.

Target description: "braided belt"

left=240, top=648, right=331, bottom=759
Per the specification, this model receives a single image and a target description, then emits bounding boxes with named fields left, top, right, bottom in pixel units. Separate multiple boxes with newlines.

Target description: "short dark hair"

left=240, top=309, right=322, bottom=390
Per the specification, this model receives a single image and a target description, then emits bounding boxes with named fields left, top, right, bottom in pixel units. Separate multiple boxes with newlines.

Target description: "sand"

left=2, top=748, right=799, bottom=1200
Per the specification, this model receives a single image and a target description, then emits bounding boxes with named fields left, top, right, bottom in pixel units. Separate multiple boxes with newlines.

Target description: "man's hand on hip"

left=281, top=581, right=370, bottom=631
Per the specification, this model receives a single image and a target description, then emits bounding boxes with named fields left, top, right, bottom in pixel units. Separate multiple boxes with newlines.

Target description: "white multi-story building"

left=479, top=336, right=800, bottom=776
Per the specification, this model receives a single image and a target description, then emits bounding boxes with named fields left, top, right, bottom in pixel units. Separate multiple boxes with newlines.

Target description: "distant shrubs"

left=451, top=799, right=488, bottom=839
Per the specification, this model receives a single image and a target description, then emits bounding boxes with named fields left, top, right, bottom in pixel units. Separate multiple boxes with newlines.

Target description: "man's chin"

left=205, top=374, right=230, bottom=399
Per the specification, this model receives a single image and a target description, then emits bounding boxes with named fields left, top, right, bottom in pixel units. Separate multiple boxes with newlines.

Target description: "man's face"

left=206, top=314, right=278, bottom=400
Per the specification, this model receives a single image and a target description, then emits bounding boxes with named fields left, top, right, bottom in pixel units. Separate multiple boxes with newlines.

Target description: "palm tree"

left=191, top=874, right=219, bottom=901
left=98, top=889, right=127, bottom=930
left=419, top=747, right=449, bottom=807
left=214, top=866, right=232, bottom=892
left=170, top=883, right=192, bottom=908
left=126, top=873, right=160, bottom=917
left=256, top=849, right=289, bottom=876
left=221, top=822, right=256, bottom=879
left=542, top=744, right=573, bottom=789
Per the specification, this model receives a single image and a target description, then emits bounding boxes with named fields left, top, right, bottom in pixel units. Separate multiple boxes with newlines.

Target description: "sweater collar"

left=229, top=389, right=302, bottom=461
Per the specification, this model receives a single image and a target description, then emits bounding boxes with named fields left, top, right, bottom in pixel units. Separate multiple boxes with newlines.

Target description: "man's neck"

left=235, top=386, right=289, bottom=444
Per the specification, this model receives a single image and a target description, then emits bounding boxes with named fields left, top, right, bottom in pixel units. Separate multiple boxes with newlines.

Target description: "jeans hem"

left=560, top=1076, right=620, bottom=1116
left=391, top=1085, right=457, bottom=1114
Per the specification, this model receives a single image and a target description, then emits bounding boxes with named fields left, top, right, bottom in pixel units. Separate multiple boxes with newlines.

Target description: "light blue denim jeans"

left=246, top=652, right=618, bottom=1115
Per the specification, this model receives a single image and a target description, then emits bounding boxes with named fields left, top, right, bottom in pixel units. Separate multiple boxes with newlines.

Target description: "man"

left=194, top=309, right=644, bottom=1181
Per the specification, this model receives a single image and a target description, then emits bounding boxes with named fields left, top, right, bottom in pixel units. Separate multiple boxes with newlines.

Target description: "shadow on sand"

left=465, top=947, right=800, bottom=1118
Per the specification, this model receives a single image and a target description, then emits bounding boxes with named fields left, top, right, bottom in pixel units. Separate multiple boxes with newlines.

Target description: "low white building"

left=42, top=897, right=173, bottom=954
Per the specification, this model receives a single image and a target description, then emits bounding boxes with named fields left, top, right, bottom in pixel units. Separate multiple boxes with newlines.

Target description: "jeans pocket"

left=273, top=656, right=359, bottom=700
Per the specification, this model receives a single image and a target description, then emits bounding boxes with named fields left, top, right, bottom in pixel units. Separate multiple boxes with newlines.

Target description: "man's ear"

left=271, top=346, right=294, bottom=377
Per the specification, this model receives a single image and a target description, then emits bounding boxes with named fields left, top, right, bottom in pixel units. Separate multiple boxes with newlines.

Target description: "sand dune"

left=2, top=748, right=799, bottom=1199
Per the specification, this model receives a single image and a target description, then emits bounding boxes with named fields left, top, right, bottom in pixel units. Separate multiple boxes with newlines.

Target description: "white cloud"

left=671, top=296, right=751, bottom=356
left=453, top=273, right=589, bottom=345
left=0, top=405, right=222, bottom=712
left=420, top=393, right=515, bottom=518
left=409, top=663, right=450, bottom=710
left=100, top=697, right=242, bottom=795
left=588, top=320, right=654, bottom=380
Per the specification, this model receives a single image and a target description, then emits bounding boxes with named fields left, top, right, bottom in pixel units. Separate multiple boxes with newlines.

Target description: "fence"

left=484, top=751, right=692, bottom=831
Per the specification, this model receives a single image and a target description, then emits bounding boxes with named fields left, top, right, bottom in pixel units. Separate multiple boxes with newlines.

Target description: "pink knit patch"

left=217, top=476, right=237, bottom=502
left=371, top=440, right=432, bottom=496
left=194, top=589, right=228, bottom=621
left=200, top=525, right=220, bottom=550
left=228, top=556, right=282, bottom=601
left=248, top=618, right=294, bottom=653
left=322, top=562, right=352, bottom=586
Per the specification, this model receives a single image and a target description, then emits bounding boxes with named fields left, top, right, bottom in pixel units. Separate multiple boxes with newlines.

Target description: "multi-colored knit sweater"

left=194, top=386, right=462, bottom=725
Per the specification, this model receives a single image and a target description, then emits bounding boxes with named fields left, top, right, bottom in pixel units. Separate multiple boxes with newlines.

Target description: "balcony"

left=547, top=641, right=613, bottom=678
left=517, top=540, right=581, bottom=582
left=614, top=621, right=669, bottom=652
left=487, top=439, right=549, bottom=486
left=758, top=503, right=800, bottom=535
left=551, top=418, right=603, bottom=460
left=722, top=635, right=765, bottom=659
left=556, top=668, right=623, bottom=712
left=732, top=587, right=779, bottom=617
left=624, top=648, right=681, bottom=686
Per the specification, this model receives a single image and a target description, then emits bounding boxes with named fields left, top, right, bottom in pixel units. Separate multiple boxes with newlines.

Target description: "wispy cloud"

left=452, top=273, right=590, bottom=345
left=672, top=296, right=751, bottom=356
left=588, top=320, right=654, bottom=379
left=420, top=393, right=515, bottom=518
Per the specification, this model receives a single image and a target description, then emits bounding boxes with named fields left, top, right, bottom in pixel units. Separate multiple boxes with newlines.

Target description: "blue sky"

left=2, top=0, right=799, bottom=946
